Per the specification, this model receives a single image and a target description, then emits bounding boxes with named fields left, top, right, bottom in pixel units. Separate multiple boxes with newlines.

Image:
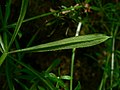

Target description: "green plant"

left=1, top=0, right=119, bottom=90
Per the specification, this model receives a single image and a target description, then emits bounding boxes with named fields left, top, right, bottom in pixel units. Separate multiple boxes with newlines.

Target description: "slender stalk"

left=8, top=55, right=55, bottom=90
left=70, top=22, right=82, bottom=90
left=0, top=5, right=83, bottom=30
left=8, top=0, right=28, bottom=50
left=98, top=54, right=111, bottom=90
left=110, top=37, right=115, bottom=90
left=110, top=24, right=118, bottom=90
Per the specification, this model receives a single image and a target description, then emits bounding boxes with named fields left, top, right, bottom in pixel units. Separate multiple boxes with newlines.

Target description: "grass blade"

left=0, top=5, right=4, bottom=24
left=9, top=34, right=110, bottom=53
left=8, top=55, right=55, bottom=90
left=74, top=81, right=81, bottom=90
left=0, top=52, right=7, bottom=66
left=70, top=22, right=82, bottom=90
left=6, top=59, right=15, bottom=90
left=46, top=59, right=61, bottom=72
left=8, top=0, right=28, bottom=49
left=0, top=4, right=83, bottom=30
left=0, top=34, right=5, bottom=52
left=4, top=0, right=11, bottom=24
left=14, top=78, right=29, bottom=90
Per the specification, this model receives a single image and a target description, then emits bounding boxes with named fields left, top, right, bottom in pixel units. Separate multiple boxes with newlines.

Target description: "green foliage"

left=74, top=81, right=81, bottom=90
left=0, top=0, right=120, bottom=90
left=9, top=34, right=109, bottom=53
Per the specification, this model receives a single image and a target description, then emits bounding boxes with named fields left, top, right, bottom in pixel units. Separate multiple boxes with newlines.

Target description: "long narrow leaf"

left=8, top=0, right=28, bottom=49
left=0, top=6, right=4, bottom=24
left=14, top=79, right=29, bottom=90
left=0, top=34, right=5, bottom=52
left=1, top=5, right=83, bottom=30
left=74, top=81, right=81, bottom=90
left=4, top=0, right=11, bottom=24
left=6, top=59, right=15, bottom=90
left=9, top=34, right=110, bottom=53
left=46, top=59, right=61, bottom=72
left=1, top=0, right=11, bottom=51
left=0, top=52, right=7, bottom=66
left=8, top=55, right=55, bottom=90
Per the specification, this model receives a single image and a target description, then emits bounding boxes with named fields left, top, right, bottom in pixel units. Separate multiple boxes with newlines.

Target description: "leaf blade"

left=8, top=0, right=28, bottom=49
left=9, top=34, right=110, bottom=53
left=0, top=52, right=7, bottom=66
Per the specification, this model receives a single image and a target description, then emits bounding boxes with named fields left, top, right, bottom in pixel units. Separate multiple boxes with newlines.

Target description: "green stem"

left=110, top=37, right=115, bottom=90
left=8, top=55, right=55, bottom=90
left=8, top=0, right=28, bottom=50
left=70, top=48, right=76, bottom=90
left=98, top=54, right=110, bottom=90
left=70, top=22, right=82, bottom=90
left=110, top=24, right=118, bottom=90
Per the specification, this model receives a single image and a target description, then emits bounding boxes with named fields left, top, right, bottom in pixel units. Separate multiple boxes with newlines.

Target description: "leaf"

left=14, top=78, right=29, bottom=90
left=91, top=6, right=101, bottom=11
left=74, top=81, right=81, bottom=90
left=8, top=0, right=28, bottom=49
left=0, top=52, right=7, bottom=66
left=6, top=59, right=15, bottom=90
left=0, top=34, right=5, bottom=52
left=0, top=6, right=4, bottom=24
left=61, top=75, right=72, bottom=80
left=45, top=73, right=68, bottom=90
left=9, top=34, right=110, bottom=53
left=46, top=59, right=61, bottom=72
left=4, top=0, right=11, bottom=24
left=9, top=55, right=55, bottom=90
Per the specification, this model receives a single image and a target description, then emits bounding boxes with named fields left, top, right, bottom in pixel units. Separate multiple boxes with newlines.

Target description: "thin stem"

left=110, top=37, right=115, bottom=90
left=98, top=54, right=111, bottom=90
left=70, top=22, right=82, bottom=90
left=110, top=24, right=118, bottom=90
left=8, top=0, right=28, bottom=50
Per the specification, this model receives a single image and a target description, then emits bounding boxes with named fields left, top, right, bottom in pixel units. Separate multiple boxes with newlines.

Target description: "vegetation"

left=0, top=0, right=120, bottom=90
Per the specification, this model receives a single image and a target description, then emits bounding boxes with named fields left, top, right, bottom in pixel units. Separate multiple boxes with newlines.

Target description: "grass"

left=70, top=22, right=82, bottom=90
left=0, top=0, right=120, bottom=90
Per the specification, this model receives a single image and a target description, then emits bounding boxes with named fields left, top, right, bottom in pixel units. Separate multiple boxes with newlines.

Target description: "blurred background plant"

left=0, top=0, right=120, bottom=90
